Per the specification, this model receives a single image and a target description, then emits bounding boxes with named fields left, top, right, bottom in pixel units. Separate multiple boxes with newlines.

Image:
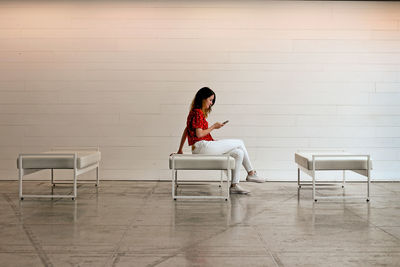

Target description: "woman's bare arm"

left=177, top=127, right=188, bottom=154
left=195, top=122, right=224, bottom=138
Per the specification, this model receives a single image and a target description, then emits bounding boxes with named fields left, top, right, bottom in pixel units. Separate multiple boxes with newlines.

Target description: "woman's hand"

left=212, top=122, right=224, bottom=129
left=170, top=151, right=183, bottom=156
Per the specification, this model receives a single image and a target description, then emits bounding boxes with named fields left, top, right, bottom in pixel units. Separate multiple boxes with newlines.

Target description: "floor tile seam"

left=21, top=223, right=132, bottom=227
left=267, top=249, right=400, bottom=254
left=0, top=250, right=39, bottom=253
left=254, top=227, right=283, bottom=267
left=107, top=181, right=160, bottom=267
left=237, top=193, right=298, bottom=224
left=375, top=183, right=400, bottom=195
left=144, top=229, right=236, bottom=267
left=143, top=199, right=265, bottom=266
left=274, top=251, right=400, bottom=254
left=373, top=227, right=400, bottom=242
left=35, top=251, right=115, bottom=255
left=21, top=221, right=131, bottom=227
left=146, top=192, right=295, bottom=267
left=343, top=204, right=400, bottom=242
left=3, top=193, right=54, bottom=267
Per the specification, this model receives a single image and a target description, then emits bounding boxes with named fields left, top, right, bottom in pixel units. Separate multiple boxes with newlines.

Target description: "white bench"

left=169, top=154, right=235, bottom=200
left=295, top=152, right=372, bottom=202
left=17, top=147, right=101, bottom=200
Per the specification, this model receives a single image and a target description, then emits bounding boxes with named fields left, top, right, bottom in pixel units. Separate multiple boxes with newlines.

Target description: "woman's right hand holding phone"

left=212, top=121, right=227, bottom=129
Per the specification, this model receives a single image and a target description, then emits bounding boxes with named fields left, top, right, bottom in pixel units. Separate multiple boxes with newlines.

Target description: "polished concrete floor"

left=1, top=180, right=400, bottom=267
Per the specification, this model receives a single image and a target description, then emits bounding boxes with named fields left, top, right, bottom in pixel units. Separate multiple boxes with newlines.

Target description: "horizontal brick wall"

left=0, top=1, right=399, bottom=181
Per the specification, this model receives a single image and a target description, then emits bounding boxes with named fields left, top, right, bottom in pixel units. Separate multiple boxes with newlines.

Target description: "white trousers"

left=192, top=139, right=254, bottom=184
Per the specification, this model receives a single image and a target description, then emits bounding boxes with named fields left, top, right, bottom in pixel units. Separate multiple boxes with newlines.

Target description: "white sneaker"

left=230, top=184, right=250, bottom=194
left=246, top=172, right=266, bottom=183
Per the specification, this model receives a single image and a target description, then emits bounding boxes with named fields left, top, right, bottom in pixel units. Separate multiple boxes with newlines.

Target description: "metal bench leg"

left=51, top=169, right=55, bottom=187
left=312, top=157, right=316, bottom=201
left=96, top=166, right=100, bottom=187
left=226, top=168, right=230, bottom=201
left=19, top=159, right=23, bottom=200
left=342, top=170, right=346, bottom=188
left=367, top=156, right=370, bottom=202
left=298, top=168, right=301, bottom=188
left=172, top=169, right=176, bottom=200
left=72, top=154, right=77, bottom=200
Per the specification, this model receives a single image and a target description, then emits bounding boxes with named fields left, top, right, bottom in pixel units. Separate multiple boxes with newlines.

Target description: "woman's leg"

left=196, top=139, right=254, bottom=172
left=228, top=148, right=244, bottom=184
left=193, top=139, right=254, bottom=183
left=231, top=139, right=254, bottom=173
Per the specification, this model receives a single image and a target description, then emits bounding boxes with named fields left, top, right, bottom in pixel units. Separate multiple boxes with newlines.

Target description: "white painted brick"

left=98, top=136, right=175, bottom=148
left=375, top=127, right=400, bottom=138
left=376, top=83, right=400, bottom=93
left=372, top=31, right=400, bottom=40
left=0, top=146, right=20, bottom=160
left=0, top=170, right=18, bottom=180
left=331, top=2, right=400, bottom=20
left=0, top=159, right=17, bottom=170
left=373, top=161, right=400, bottom=171
left=219, top=91, right=369, bottom=105
left=22, top=136, right=100, bottom=147
left=369, top=93, right=400, bottom=105
left=294, top=40, right=400, bottom=53
left=0, top=52, right=26, bottom=62
left=237, top=137, right=309, bottom=148
left=308, top=138, right=398, bottom=149
left=184, top=104, right=338, bottom=116
left=230, top=52, right=400, bottom=65
left=0, top=81, right=24, bottom=91
left=223, top=126, right=377, bottom=138
left=24, top=125, right=101, bottom=137
left=0, top=114, right=119, bottom=126
left=0, top=135, right=23, bottom=146
left=117, top=39, right=292, bottom=53
left=0, top=92, right=59, bottom=104
left=296, top=115, right=400, bottom=127
left=0, top=104, right=118, bottom=115
left=393, top=138, right=400, bottom=147
left=0, top=0, right=399, bottom=181
left=349, top=148, right=399, bottom=161
left=337, top=106, right=400, bottom=116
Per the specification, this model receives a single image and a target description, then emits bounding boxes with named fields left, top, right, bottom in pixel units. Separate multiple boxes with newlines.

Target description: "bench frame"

left=297, top=154, right=371, bottom=202
left=170, top=154, right=233, bottom=201
left=18, top=148, right=100, bottom=200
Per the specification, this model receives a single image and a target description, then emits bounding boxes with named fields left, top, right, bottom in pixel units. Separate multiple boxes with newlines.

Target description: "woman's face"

left=203, top=94, right=215, bottom=110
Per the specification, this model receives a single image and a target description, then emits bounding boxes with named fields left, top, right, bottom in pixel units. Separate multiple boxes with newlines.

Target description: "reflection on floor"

left=1, top=180, right=400, bottom=267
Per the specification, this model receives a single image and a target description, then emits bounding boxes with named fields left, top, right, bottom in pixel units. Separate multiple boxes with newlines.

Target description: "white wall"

left=0, top=0, right=399, bottom=181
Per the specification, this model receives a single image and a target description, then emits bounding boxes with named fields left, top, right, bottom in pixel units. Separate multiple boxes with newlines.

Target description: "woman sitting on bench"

left=174, top=87, right=266, bottom=194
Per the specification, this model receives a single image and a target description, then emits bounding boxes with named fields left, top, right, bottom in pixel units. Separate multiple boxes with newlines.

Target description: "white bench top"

left=17, top=150, right=101, bottom=169
left=295, top=152, right=372, bottom=171
left=169, top=154, right=235, bottom=170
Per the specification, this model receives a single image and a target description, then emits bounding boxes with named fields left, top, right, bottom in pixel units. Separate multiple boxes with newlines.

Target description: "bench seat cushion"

left=169, top=154, right=235, bottom=170
left=17, top=151, right=101, bottom=169
left=295, top=152, right=372, bottom=171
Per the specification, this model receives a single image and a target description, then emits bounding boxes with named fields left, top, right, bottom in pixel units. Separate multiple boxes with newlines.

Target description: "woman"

left=175, top=87, right=265, bottom=194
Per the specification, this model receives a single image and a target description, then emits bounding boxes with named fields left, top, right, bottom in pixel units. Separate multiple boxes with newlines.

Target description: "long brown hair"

left=190, top=87, right=216, bottom=118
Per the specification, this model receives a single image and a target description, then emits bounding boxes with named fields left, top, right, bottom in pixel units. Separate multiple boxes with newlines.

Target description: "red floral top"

left=186, top=109, right=214, bottom=146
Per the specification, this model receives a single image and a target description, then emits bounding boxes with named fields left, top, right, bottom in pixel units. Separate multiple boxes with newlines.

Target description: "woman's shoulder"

left=188, top=108, right=203, bottom=116
left=192, top=108, right=203, bottom=115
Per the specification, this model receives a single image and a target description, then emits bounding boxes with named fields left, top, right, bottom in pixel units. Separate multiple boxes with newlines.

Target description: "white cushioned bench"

left=17, top=147, right=101, bottom=200
left=295, top=152, right=372, bottom=202
left=169, top=154, right=235, bottom=200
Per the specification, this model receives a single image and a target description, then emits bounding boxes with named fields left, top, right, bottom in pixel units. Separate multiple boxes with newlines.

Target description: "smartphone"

left=222, top=120, right=229, bottom=124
